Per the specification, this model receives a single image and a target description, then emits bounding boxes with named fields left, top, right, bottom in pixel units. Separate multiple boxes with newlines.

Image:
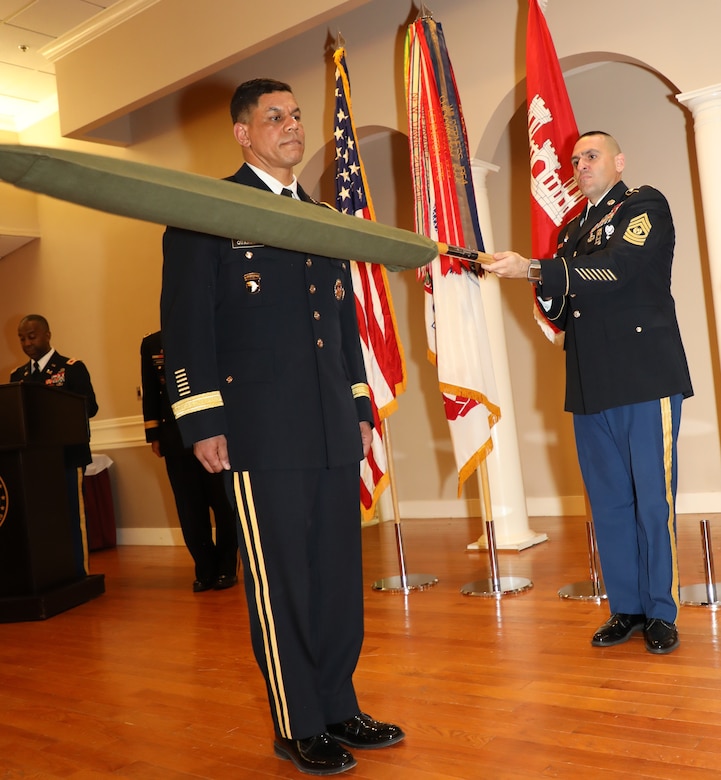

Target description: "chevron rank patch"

left=623, top=213, right=652, bottom=246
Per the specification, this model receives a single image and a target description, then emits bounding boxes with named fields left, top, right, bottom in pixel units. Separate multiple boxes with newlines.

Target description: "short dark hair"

left=577, top=130, right=612, bottom=142
left=576, top=130, right=621, bottom=154
left=21, top=314, right=50, bottom=331
left=230, top=78, right=293, bottom=123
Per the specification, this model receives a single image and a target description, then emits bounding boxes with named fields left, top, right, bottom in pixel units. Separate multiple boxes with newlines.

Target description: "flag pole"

left=417, top=3, right=433, bottom=20
left=438, top=242, right=494, bottom=265
left=460, top=461, right=533, bottom=597
left=372, top=417, right=438, bottom=593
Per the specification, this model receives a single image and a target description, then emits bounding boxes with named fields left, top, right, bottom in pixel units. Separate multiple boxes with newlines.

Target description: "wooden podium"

left=0, top=382, right=105, bottom=621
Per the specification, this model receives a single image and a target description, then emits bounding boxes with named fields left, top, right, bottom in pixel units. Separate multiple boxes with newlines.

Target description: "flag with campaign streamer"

left=527, top=0, right=584, bottom=340
left=404, top=14, right=500, bottom=495
left=333, top=45, right=407, bottom=521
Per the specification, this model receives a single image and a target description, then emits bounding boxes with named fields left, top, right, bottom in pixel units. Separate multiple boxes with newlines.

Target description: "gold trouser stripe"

left=77, top=467, right=88, bottom=575
left=660, top=396, right=680, bottom=615
left=233, top=471, right=291, bottom=737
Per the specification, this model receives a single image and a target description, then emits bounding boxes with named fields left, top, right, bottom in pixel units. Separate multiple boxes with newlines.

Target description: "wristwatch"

left=527, top=259, right=542, bottom=283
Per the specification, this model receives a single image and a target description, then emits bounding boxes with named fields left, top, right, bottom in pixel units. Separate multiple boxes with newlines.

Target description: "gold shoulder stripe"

left=172, top=391, right=224, bottom=419
left=623, top=213, right=652, bottom=246
left=351, top=382, right=370, bottom=400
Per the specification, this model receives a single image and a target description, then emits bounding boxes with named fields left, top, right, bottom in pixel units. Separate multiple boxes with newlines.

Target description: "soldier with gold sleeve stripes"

left=160, top=78, right=404, bottom=776
left=482, top=131, right=693, bottom=656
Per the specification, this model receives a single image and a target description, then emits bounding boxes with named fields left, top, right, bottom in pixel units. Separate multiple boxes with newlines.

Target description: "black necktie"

left=280, top=188, right=294, bottom=199
left=32, top=360, right=40, bottom=374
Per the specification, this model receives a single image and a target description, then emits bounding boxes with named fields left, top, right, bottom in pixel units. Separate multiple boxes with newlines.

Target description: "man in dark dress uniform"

left=160, top=79, right=404, bottom=775
left=11, top=314, right=99, bottom=577
left=482, top=132, right=692, bottom=656
left=140, top=330, right=238, bottom=592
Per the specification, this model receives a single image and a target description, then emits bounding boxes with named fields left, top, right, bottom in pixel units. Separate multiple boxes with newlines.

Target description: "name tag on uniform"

left=231, top=239, right=264, bottom=250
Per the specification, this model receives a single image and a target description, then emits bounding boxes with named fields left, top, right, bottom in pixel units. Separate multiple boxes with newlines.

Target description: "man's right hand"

left=481, top=251, right=531, bottom=279
left=193, top=435, right=231, bottom=473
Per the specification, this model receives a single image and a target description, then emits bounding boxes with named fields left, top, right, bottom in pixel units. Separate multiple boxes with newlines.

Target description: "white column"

left=469, top=159, right=548, bottom=550
left=677, top=84, right=721, bottom=369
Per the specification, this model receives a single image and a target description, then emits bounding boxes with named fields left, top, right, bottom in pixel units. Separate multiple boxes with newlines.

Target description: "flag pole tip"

left=416, top=2, right=433, bottom=20
left=335, top=31, right=346, bottom=50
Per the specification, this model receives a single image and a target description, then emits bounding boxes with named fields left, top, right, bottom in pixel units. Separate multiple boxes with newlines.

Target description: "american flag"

left=333, top=46, right=406, bottom=521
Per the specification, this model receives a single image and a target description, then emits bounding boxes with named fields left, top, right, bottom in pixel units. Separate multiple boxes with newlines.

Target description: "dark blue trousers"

left=574, top=395, right=683, bottom=623
left=230, top=464, right=363, bottom=741
left=164, top=450, right=238, bottom=582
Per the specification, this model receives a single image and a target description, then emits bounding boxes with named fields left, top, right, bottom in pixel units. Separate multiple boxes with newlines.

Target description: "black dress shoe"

left=327, top=712, right=405, bottom=749
left=192, top=579, right=214, bottom=593
left=273, top=732, right=356, bottom=775
left=591, top=613, right=645, bottom=647
left=213, top=574, right=238, bottom=590
left=644, top=618, right=680, bottom=654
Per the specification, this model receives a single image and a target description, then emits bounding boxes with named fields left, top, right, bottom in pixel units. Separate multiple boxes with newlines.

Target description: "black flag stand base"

left=372, top=419, right=438, bottom=594
left=558, top=519, right=607, bottom=602
left=680, top=519, right=721, bottom=608
left=460, top=462, right=533, bottom=597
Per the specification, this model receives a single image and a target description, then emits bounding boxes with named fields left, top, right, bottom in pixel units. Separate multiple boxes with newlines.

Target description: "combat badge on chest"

left=245, top=272, right=261, bottom=294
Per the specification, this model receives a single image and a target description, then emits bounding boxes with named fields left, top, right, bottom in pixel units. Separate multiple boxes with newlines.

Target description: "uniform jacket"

left=160, top=163, right=372, bottom=471
left=10, top=350, right=98, bottom=467
left=140, top=330, right=186, bottom=456
left=537, top=180, right=693, bottom=415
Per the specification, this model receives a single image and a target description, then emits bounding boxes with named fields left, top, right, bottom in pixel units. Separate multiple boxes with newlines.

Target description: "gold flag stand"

left=461, top=460, right=533, bottom=597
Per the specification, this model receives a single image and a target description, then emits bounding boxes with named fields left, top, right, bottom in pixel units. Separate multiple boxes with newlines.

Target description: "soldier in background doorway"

left=140, top=330, right=238, bottom=592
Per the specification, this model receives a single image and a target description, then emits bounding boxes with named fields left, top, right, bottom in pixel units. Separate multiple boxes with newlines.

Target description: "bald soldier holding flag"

left=483, top=131, right=692, bottom=656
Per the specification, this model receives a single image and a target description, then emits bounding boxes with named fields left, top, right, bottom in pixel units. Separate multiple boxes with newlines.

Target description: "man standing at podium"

left=11, top=314, right=98, bottom=578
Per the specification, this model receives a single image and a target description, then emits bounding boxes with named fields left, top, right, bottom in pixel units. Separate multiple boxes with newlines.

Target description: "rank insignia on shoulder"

left=334, top=278, right=345, bottom=301
left=623, top=213, right=652, bottom=246
left=244, top=272, right=261, bottom=294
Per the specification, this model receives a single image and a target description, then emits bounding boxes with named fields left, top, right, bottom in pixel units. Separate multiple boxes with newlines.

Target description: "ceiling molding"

left=40, top=0, right=161, bottom=63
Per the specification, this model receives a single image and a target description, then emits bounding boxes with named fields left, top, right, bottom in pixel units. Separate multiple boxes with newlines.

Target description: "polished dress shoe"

left=591, top=613, right=645, bottom=647
left=213, top=574, right=238, bottom=590
left=644, top=618, right=680, bottom=654
left=274, top=732, right=356, bottom=775
left=327, top=712, right=405, bottom=749
left=192, top=579, right=214, bottom=593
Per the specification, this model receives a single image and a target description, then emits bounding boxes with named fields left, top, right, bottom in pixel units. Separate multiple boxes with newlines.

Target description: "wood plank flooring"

left=2, top=514, right=721, bottom=779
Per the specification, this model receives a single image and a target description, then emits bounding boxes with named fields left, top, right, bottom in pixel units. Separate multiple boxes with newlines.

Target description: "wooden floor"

left=3, top=514, right=721, bottom=779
